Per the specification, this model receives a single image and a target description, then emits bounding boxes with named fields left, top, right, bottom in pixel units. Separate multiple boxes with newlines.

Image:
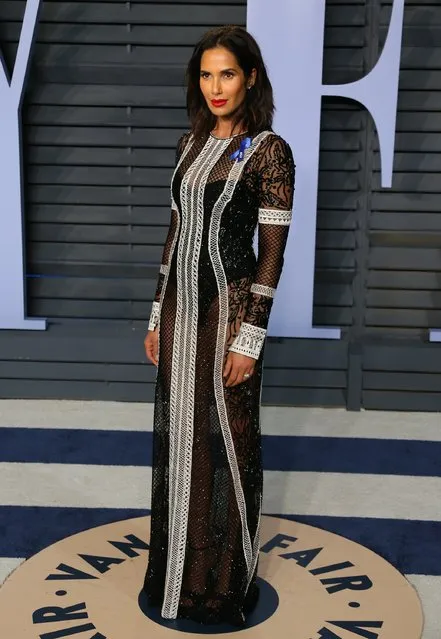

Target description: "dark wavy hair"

left=185, top=25, right=274, bottom=139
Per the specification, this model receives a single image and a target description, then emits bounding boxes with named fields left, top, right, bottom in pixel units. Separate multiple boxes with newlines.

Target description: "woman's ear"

left=247, top=69, right=257, bottom=90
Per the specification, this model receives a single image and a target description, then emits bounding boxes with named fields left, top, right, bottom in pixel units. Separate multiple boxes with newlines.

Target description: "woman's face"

left=199, top=46, right=255, bottom=120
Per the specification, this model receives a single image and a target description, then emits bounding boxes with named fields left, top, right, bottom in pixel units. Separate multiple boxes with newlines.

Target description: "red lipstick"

left=211, top=99, right=228, bottom=107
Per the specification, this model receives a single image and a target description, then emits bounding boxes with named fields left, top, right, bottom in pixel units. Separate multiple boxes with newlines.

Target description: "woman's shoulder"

left=255, top=130, right=291, bottom=151
left=175, top=130, right=195, bottom=163
left=177, top=130, right=193, bottom=152
left=253, top=130, right=294, bottom=167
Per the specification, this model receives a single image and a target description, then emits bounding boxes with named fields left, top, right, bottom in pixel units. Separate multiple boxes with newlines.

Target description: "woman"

left=142, top=25, right=295, bottom=626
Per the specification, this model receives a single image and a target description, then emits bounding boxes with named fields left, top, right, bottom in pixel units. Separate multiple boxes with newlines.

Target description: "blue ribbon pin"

left=230, top=136, right=252, bottom=162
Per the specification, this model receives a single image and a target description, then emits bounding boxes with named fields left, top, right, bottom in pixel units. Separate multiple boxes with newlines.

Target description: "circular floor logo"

left=0, top=516, right=423, bottom=638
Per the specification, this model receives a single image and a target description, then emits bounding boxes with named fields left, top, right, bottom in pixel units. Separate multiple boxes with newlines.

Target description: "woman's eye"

left=200, top=72, right=233, bottom=79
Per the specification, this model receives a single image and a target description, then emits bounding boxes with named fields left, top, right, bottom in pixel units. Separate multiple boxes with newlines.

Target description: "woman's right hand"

left=144, top=329, right=159, bottom=367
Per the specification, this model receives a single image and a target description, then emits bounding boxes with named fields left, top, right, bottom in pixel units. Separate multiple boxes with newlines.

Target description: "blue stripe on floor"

left=1, top=428, right=441, bottom=476
left=0, top=506, right=148, bottom=558
left=0, top=506, right=440, bottom=576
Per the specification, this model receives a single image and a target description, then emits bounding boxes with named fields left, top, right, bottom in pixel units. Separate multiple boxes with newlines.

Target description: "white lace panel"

left=228, top=322, right=267, bottom=360
left=258, top=208, right=292, bottom=226
left=148, top=300, right=160, bottom=331
left=162, top=135, right=230, bottom=620
left=250, top=283, right=276, bottom=298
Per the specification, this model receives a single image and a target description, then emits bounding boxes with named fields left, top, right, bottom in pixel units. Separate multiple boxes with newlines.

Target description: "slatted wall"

left=0, top=0, right=440, bottom=410
left=362, top=1, right=441, bottom=410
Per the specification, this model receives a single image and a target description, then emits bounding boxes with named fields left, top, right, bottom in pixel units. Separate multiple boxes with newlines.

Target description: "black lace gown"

left=142, top=129, right=295, bottom=625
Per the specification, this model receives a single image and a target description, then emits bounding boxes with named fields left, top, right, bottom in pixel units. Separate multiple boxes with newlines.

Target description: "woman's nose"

left=211, top=78, right=222, bottom=94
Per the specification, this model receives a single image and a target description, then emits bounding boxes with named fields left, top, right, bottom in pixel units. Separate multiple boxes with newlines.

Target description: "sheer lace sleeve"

left=228, top=135, right=295, bottom=358
left=148, top=132, right=189, bottom=331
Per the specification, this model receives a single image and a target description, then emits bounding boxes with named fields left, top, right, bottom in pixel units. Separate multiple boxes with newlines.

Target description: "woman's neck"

left=211, top=119, right=246, bottom=139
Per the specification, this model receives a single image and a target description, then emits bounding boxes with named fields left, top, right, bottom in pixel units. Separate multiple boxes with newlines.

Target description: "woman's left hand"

left=223, top=352, right=255, bottom=387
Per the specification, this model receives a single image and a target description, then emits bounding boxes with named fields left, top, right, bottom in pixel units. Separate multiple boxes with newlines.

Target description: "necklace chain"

left=210, top=130, right=248, bottom=140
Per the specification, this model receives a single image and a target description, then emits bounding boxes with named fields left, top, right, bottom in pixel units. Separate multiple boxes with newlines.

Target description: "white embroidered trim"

left=229, top=322, right=267, bottom=360
left=148, top=301, right=160, bottom=331
left=209, top=130, right=273, bottom=586
left=159, top=263, right=168, bottom=275
left=258, top=208, right=292, bottom=225
left=162, top=135, right=229, bottom=620
left=250, top=283, right=275, bottom=298
left=155, top=132, right=192, bottom=616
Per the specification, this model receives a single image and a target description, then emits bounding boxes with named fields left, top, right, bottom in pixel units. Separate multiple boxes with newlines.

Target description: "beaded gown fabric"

left=142, top=129, right=295, bottom=625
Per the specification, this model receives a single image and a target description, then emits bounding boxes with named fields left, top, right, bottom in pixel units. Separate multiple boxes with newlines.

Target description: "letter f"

left=247, top=0, right=405, bottom=338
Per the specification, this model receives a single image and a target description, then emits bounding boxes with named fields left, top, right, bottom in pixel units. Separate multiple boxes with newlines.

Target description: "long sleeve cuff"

left=148, top=301, right=160, bottom=331
left=228, top=322, right=267, bottom=360
left=149, top=263, right=169, bottom=331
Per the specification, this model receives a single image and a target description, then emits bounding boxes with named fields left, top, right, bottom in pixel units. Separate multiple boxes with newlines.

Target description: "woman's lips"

left=211, top=99, right=228, bottom=107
